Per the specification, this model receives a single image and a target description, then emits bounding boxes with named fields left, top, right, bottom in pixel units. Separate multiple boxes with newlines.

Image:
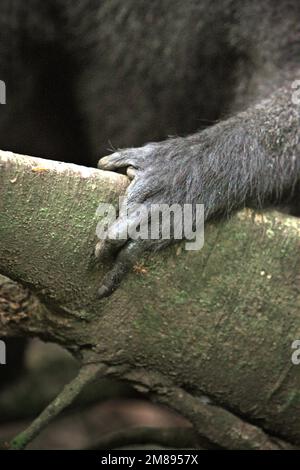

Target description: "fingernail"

left=98, top=156, right=109, bottom=167
left=95, top=240, right=105, bottom=258
left=97, top=285, right=110, bottom=299
left=127, top=166, right=136, bottom=179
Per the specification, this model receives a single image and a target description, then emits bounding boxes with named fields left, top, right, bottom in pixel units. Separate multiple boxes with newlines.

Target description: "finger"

left=95, top=216, right=129, bottom=259
left=126, top=166, right=137, bottom=180
left=98, top=151, right=138, bottom=171
left=97, top=241, right=147, bottom=299
left=95, top=200, right=150, bottom=258
left=95, top=238, right=125, bottom=259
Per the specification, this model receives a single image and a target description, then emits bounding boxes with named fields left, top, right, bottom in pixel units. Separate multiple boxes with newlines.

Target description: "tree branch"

left=0, top=149, right=300, bottom=448
left=8, top=363, right=104, bottom=450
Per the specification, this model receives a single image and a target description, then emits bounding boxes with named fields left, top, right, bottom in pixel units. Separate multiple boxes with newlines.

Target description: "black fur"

left=0, top=1, right=299, bottom=297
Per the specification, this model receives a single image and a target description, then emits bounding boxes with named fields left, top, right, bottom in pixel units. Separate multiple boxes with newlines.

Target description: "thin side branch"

left=8, top=363, right=105, bottom=450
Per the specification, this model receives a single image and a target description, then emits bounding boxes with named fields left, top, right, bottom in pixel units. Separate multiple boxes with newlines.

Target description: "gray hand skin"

left=97, top=86, right=300, bottom=297
left=0, top=1, right=299, bottom=298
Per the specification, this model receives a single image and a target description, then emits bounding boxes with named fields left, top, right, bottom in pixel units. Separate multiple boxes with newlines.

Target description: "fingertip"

left=126, top=166, right=136, bottom=180
left=95, top=240, right=105, bottom=258
left=97, top=156, right=109, bottom=169
left=98, top=154, right=119, bottom=169
left=97, top=285, right=111, bottom=299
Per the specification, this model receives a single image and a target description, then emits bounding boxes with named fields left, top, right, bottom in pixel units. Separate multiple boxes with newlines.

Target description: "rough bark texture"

left=0, top=149, right=300, bottom=449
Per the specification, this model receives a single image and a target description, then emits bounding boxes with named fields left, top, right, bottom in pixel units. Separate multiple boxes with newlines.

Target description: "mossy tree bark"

left=0, top=149, right=299, bottom=449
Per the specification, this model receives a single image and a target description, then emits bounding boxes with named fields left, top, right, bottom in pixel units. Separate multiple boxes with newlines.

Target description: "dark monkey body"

left=0, top=0, right=299, bottom=297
